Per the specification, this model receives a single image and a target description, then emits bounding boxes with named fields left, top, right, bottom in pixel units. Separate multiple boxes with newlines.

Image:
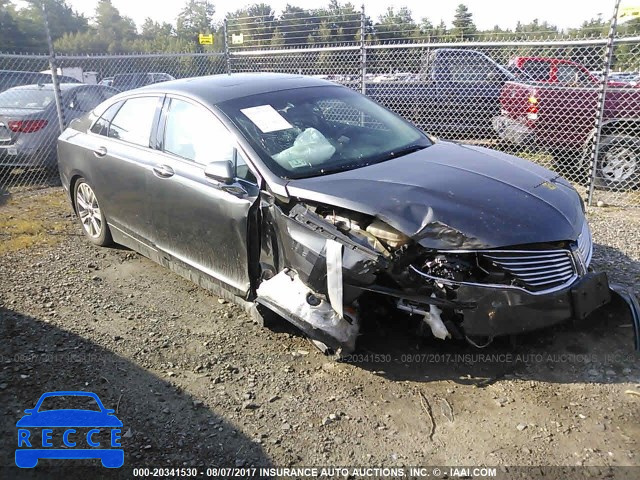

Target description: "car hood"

left=285, top=142, right=584, bottom=249
left=16, top=410, right=123, bottom=427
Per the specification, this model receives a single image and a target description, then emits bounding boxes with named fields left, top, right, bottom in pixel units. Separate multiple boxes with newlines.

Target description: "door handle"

left=153, top=164, right=174, bottom=178
left=93, top=146, right=107, bottom=157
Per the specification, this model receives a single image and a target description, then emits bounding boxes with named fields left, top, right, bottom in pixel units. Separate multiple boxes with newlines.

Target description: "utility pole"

left=42, top=2, right=65, bottom=133
left=587, top=0, right=621, bottom=205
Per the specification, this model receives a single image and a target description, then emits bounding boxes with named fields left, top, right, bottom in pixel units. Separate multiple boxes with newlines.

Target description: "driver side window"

left=164, top=98, right=257, bottom=184
left=164, top=98, right=233, bottom=164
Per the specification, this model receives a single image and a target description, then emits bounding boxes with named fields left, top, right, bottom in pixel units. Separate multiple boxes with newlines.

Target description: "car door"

left=148, top=96, right=260, bottom=296
left=85, top=95, right=163, bottom=242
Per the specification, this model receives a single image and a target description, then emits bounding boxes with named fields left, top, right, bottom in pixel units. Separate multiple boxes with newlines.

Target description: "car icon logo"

left=15, top=391, right=124, bottom=468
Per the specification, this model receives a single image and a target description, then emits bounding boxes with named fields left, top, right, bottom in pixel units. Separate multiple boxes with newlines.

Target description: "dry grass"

left=0, top=188, right=71, bottom=254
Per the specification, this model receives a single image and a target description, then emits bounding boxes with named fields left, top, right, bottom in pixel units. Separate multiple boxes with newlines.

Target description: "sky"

left=60, top=0, right=615, bottom=31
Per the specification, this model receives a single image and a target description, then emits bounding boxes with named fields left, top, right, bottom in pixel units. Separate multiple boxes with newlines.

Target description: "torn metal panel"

left=285, top=142, right=584, bottom=249
left=259, top=201, right=384, bottom=298
left=256, top=270, right=359, bottom=353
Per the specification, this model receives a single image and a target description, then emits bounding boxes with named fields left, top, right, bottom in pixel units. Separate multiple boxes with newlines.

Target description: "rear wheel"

left=74, top=178, right=112, bottom=246
left=595, top=135, right=640, bottom=190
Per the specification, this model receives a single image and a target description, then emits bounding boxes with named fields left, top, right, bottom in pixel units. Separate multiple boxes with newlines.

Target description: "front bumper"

left=455, top=272, right=611, bottom=337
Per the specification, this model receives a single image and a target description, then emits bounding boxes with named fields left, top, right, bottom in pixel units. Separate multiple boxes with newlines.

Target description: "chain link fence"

left=1, top=21, right=639, bottom=207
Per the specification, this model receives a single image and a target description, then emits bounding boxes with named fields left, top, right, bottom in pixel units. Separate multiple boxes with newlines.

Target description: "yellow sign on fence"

left=198, top=34, right=214, bottom=45
left=619, top=5, right=640, bottom=22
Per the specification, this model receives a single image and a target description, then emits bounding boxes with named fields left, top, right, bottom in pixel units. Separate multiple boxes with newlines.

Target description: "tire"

left=594, top=135, right=640, bottom=191
left=73, top=177, right=112, bottom=246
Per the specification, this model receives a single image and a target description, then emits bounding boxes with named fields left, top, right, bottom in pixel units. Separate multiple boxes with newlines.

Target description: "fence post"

left=42, top=3, right=65, bottom=133
left=587, top=0, right=621, bottom=205
left=223, top=18, right=231, bottom=75
left=360, top=4, right=366, bottom=95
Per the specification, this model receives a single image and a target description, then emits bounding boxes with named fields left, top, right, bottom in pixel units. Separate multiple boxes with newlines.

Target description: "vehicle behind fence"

left=1, top=30, right=639, bottom=207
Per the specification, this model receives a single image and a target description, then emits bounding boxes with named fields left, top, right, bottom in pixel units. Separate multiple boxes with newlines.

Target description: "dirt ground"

left=1, top=187, right=639, bottom=479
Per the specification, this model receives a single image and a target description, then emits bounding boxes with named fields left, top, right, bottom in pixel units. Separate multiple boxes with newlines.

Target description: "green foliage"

left=176, top=0, right=216, bottom=45
left=227, top=3, right=275, bottom=47
left=0, top=0, right=631, bottom=76
left=376, top=7, right=417, bottom=41
left=451, top=3, right=476, bottom=40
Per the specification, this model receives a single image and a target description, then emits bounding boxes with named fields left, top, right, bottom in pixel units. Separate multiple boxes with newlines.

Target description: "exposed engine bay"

left=254, top=196, right=640, bottom=355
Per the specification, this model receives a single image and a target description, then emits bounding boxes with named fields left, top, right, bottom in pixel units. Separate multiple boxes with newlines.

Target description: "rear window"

left=0, top=88, right=55, bottom=109
left=521, top=60, right=551, bottom=82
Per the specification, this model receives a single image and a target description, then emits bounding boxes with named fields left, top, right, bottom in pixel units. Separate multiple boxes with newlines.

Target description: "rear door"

left=84, top=95, right=163, bottom=241
left=148, top=96, right=260, bottom=296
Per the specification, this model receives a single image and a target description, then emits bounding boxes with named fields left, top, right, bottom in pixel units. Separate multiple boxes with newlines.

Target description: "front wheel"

left=594, top=135, right=640, bottom=190
left=74, top=178, right=112, bottom=246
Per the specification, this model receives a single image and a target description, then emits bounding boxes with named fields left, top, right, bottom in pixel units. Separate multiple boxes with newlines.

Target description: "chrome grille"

left=481, top=249, right=577, bottom=292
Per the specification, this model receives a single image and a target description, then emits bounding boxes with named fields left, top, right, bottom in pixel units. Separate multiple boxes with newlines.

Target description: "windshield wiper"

left=382, top=143, right=429, bottom=160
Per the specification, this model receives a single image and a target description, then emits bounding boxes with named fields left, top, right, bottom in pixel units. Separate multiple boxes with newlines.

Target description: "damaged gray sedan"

left=57, top=73, right=640, bottom=354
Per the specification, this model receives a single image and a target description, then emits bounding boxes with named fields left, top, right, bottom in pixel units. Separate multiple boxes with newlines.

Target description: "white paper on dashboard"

left=240, top=105, right=294, bottom=133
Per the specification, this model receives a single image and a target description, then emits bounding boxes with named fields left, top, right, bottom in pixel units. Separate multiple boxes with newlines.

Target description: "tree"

left=451, top=4, right=476, bottom=40
left=375, top=7, right=417, bottom=41
left=19, top=0, right=88, bottom=42
left=227, top=3, right=275, bottom=48
left=95, top=0, right=137, bottom=52
left=277, top=4, right=315, bottom=46
left=53, top=0, right=136, bottom=53
left=323, top=1, right=361, bottom=43
left=141, top=18, right=174, bottom=40
left=0, top=0, right=27, bottom=52
left=176, top=0, right=216, bottom=45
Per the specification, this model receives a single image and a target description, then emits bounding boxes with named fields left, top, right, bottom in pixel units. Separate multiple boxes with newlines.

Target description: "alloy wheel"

left=76, top=182, right=103, bottom=238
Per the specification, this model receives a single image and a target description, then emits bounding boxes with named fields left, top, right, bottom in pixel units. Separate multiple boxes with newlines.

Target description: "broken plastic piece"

left=422, top=303, right=450, bottom=340
left=396, top=298, right=450, bottom=340
left=325, top=239, right=344, bottom=319
left=256, top=270, right=358, bottom=353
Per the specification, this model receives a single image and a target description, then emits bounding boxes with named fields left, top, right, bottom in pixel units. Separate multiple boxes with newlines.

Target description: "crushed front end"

left=254, top=197, right=640, bottom=354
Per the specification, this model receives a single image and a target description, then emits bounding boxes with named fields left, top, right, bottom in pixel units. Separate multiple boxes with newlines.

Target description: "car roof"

left=133, top=73, right=335, bottom=105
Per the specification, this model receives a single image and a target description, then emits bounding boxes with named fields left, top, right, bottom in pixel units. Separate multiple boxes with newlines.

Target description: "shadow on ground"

left=0, top=307, right=272, bottom=478
left=0, top=167, right=61, bottom=193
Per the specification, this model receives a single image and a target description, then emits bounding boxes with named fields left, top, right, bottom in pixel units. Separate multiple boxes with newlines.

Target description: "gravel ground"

left=1, top=187, right=639, bottom=479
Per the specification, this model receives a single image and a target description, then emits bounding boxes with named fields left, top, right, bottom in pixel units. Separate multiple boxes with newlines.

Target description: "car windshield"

left=217, top=85, right=431, bottom=179
left=0, top=88, right=55, bottom=109
left=38, top=395, right=101, bottom=412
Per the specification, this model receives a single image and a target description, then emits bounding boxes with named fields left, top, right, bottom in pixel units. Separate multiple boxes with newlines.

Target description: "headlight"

left=576, top=220, right=593, bottom=268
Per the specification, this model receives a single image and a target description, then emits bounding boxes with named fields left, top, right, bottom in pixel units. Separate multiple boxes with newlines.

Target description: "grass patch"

left=0, top=189, right=70, bottom=254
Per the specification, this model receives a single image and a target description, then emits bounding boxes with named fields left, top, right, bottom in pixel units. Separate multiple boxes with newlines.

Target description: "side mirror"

left=24, top=408, right=35, bottom=414
left=204, top=160, right=234, bottom=184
